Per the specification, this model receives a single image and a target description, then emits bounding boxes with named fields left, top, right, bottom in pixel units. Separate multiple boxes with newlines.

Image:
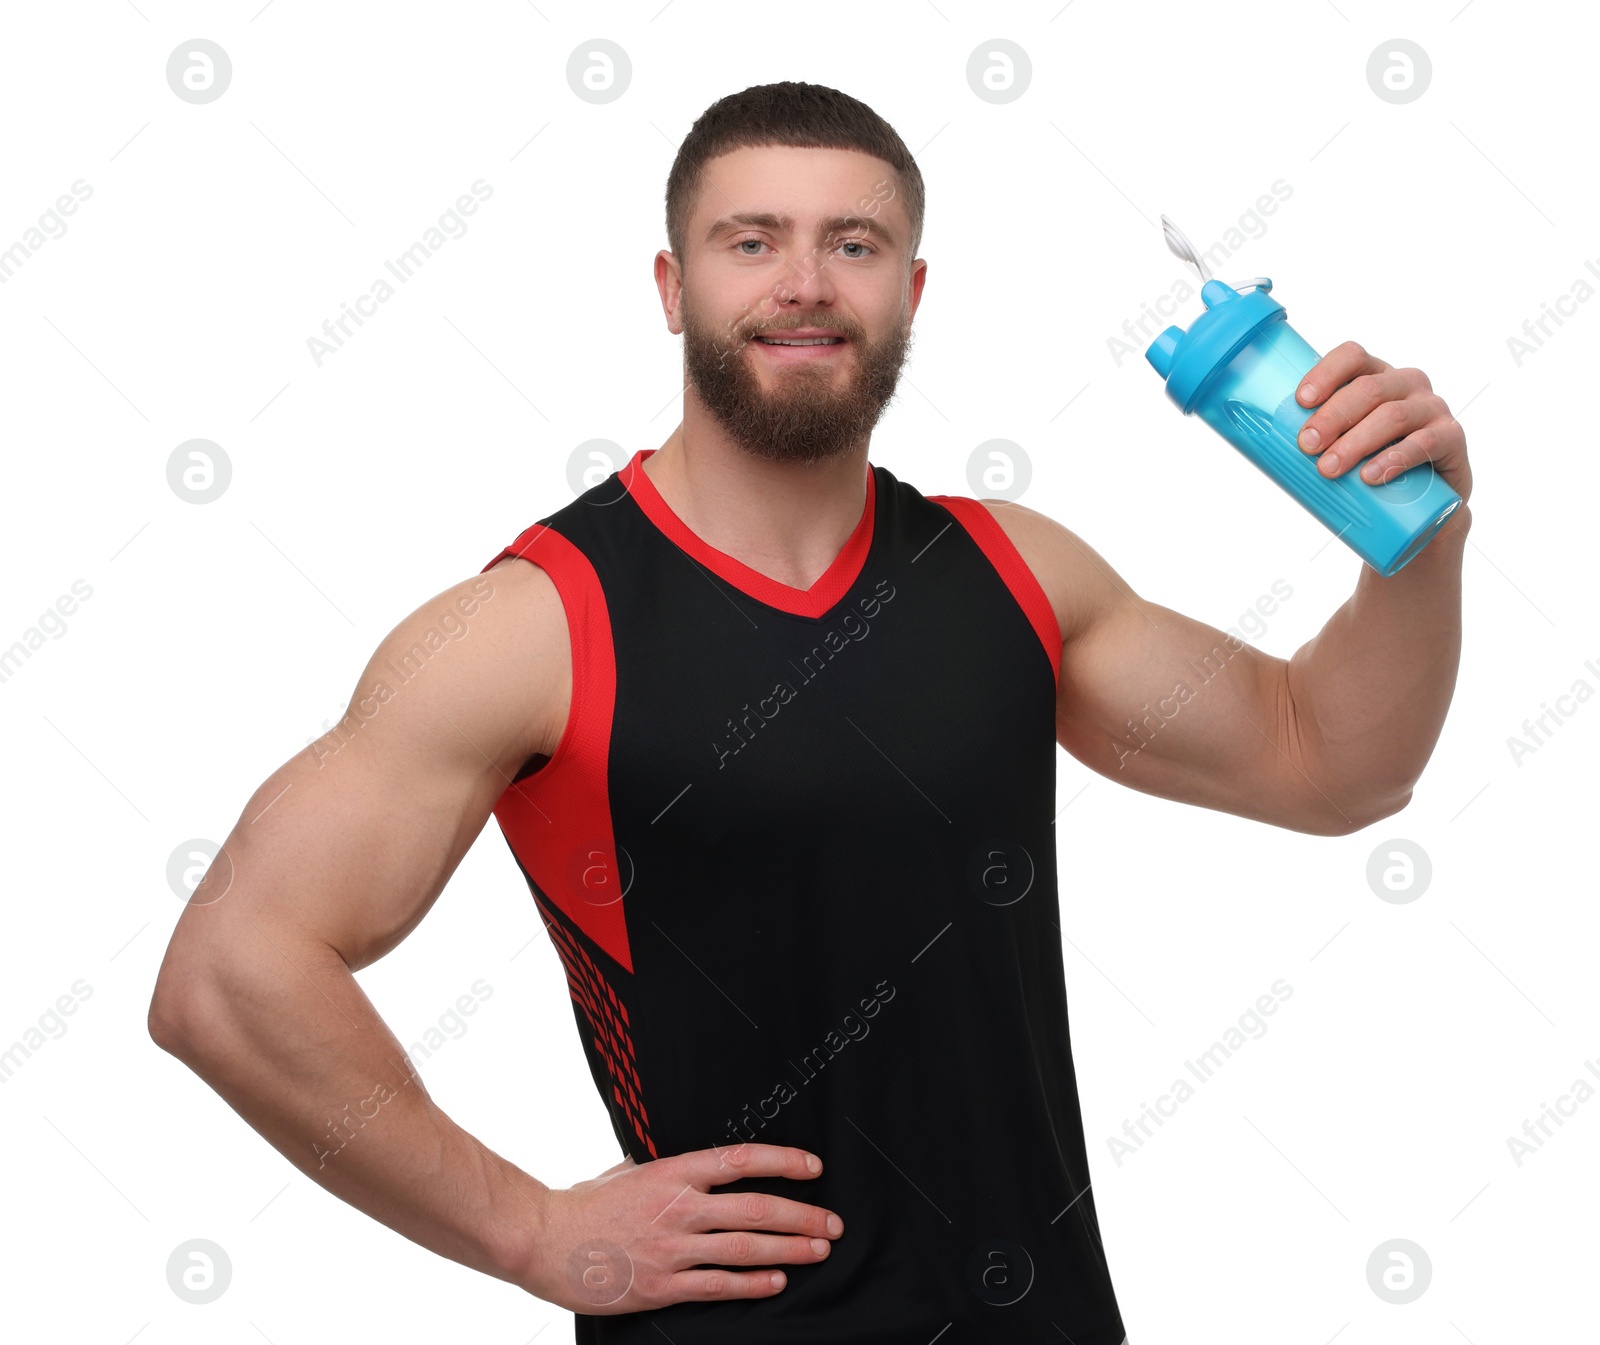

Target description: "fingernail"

left=770, top=1271, right=786, bottom=1288
left=805, top=1154, right=821, bottom=1173
left=1299, top=383, right=1317, bottom=404
left=1319, top=452, right=1339, bottom=474
left=1299, top=426, right=1320, bottom=450
left=827, top=1214, right=843, bottom=1235
left=811, top=1238, right=830, bottom=1256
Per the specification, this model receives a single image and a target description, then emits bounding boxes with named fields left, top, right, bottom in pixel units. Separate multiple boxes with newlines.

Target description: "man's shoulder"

left=956, top=497, right=1110, bottom=652
left=427, top=553, right=571, bottom=762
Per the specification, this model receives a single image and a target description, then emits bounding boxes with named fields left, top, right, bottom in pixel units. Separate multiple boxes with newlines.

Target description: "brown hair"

left=665, top=81, right=925, bottom=272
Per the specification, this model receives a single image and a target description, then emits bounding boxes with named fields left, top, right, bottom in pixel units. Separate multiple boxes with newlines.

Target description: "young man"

left=149, top=81, right=1472, bottom=1344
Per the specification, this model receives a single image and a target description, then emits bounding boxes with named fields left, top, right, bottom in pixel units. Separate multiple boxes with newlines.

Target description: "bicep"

left=1054, top=586, right=1313, bottom=828
left=159, top=562, right=565, bottom=994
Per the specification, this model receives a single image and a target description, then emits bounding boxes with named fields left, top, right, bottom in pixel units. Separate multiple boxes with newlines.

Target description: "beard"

left=680, top=289, right=914, bottom=466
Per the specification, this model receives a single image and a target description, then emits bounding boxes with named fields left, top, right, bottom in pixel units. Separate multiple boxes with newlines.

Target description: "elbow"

left=1338, top=786, right=1415, bottom=836
left=148, top=962, right=212, bottom=1060
left=147, top=979, right=191, bottom=1057
left=1283, top=785, right=1413, bottom=837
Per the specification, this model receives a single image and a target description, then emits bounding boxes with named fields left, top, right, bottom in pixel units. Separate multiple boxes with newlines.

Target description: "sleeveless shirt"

left=481, top=448, right=1128, bottom=1344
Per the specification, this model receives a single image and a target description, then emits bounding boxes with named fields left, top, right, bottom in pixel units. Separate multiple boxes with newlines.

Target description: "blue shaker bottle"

left=1144, top=267, right=1461, bottom=577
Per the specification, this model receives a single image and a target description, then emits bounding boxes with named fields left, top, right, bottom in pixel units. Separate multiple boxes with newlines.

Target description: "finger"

left=684, top=1142, right=822, bottom=1189
left=674, top=1226, right=837, bottom=1273
left=692, top=1188, right=843, bottom=1239
left=658, top=1265, right=794, bottom=1302
left=1358, top=421, right=1450, bottom=485
left=1294, top=340, right=1388, bottom=411
left=1296, top=368, right=1412, bottom=459
left=1311, top=396, right=1438, bottom=479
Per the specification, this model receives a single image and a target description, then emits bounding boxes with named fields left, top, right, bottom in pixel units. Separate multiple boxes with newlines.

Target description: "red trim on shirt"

left=926, top=496, right=1062, bottom=691
left=481, top=524, right=633, bottom=974
left=619, top=447, right=875, bottom=619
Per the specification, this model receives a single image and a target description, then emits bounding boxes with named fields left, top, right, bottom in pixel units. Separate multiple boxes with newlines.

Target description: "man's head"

left=656, top=82, right=928, bottom=466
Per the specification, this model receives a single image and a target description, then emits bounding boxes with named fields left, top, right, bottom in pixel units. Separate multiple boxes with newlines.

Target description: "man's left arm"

left=1281, top=340, right=1473, bottom=818
left=987, top=340, right=1472, bottom=836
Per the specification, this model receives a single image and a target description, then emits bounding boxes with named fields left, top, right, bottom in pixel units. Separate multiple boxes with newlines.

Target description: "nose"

left=767, top=240, right=840, bottom=312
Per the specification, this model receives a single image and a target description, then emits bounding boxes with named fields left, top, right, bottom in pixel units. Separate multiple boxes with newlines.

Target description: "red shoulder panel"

left=925, top=496, right=1062, bottom=691
left=481, top=524, right=632, bottom=974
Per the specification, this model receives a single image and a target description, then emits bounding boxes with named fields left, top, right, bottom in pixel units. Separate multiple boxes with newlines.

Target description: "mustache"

left=734, top=318, right=859, bottom=345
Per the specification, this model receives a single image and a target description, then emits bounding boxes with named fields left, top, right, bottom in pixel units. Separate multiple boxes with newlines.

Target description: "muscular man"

left=149, top=81, right=1472, bottom=1343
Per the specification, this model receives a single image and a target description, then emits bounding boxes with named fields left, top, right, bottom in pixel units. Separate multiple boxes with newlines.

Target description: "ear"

left=908, top=257, right=928, bottom=321
left=655, top=250, right=685, bottom=335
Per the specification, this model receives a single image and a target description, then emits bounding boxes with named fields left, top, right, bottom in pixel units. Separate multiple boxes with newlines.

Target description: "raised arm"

left=983, top=343, right=1471, bottom=837
left=984, top=500, right=1427, bottom=836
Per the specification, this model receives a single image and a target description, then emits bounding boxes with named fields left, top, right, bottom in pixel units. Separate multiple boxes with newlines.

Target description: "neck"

left=644, top=412, right=870, bottom=592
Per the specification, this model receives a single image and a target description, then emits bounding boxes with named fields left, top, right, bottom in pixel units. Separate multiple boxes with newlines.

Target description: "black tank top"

left=481, top=448, right=1128, bottom=1344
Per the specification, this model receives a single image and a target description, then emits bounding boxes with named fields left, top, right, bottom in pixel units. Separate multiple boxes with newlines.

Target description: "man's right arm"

left=147, top=556, right=569, bottom=1286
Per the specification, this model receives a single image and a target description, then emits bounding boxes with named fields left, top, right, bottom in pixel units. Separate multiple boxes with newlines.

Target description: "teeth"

left=757, top=336, right=841, bottom=346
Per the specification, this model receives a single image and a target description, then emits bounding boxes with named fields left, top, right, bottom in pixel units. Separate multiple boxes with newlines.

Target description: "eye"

left=838, top=239, right=874, bottom=259
left=734, top=238, right=767, bottom=254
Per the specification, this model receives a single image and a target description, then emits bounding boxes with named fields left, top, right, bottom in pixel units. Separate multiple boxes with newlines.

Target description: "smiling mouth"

left=753, top=335, right=847, bottom=347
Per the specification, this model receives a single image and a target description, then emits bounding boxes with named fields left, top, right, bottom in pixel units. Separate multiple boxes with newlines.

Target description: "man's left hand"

left=1294, top=341, right=1472, bottom=507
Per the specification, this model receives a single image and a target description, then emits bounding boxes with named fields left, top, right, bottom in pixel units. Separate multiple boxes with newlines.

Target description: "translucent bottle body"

left=1190, top=317, right=1460, bottom=576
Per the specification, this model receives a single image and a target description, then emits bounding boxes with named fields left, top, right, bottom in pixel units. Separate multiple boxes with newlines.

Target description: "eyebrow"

left=704, top=211, right=897, bottom=250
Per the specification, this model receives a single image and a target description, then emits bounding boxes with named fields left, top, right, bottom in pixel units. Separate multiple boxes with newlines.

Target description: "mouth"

left=749, top=331, right=849, bottom=359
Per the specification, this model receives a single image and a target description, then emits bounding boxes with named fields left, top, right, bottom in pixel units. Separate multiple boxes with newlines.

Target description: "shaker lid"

left=1145, top=278, right=1287, bottom=413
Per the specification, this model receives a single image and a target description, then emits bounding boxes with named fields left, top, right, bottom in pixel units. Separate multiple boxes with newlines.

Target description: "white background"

left=1, top=1, right=1594, bottom=1340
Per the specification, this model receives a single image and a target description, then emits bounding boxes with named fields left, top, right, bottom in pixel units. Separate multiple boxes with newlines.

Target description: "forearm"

left=151, top=939, right=549, bottom=1288
left=1284, top=503, right=1472, bottom=820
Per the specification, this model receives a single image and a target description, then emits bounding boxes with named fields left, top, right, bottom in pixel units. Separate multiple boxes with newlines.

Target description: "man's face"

left=666, top=145, right=925, bottom=466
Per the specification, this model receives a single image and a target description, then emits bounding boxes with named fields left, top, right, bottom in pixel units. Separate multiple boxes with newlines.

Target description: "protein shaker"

left=1144, top=216, right=1461, bottom=577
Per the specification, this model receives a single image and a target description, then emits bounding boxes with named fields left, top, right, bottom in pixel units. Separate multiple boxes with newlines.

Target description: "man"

left=149, top=81, right=1472, bottom=1344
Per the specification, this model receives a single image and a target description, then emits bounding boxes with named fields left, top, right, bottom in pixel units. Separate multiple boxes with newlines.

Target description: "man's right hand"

left=518, top=1143, right=844, bottom=1313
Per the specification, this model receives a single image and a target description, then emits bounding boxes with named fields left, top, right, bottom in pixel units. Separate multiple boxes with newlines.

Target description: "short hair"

left=665, top=81, right=925, bottom=270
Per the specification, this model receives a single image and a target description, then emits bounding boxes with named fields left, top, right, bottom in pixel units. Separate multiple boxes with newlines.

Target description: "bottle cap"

left=1146, top=278, right=1287, bottom=414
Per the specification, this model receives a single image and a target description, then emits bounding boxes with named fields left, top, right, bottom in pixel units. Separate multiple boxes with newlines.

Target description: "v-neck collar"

left=619, top=448, right=876, bottom=619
